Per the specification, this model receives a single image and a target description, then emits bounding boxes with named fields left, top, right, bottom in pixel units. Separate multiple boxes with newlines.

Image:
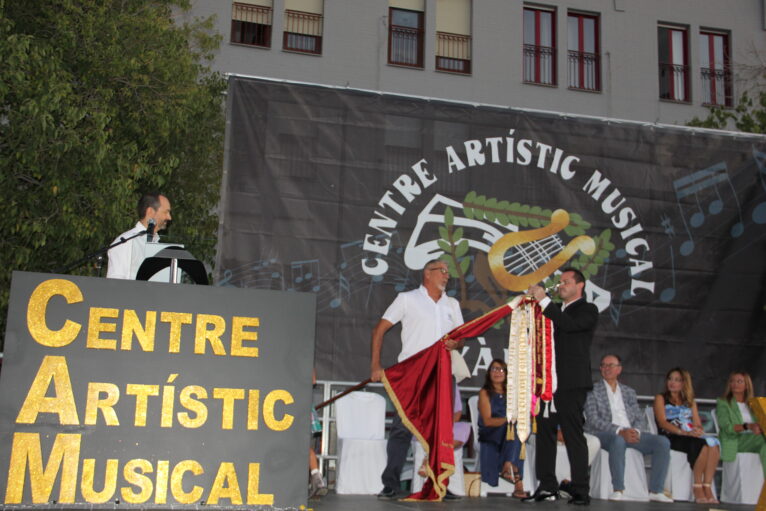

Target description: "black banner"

left=217, top=76, right=766, bottom=397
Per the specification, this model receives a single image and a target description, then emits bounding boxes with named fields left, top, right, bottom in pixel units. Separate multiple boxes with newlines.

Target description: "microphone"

left=146, top=218, right=156, bottom=242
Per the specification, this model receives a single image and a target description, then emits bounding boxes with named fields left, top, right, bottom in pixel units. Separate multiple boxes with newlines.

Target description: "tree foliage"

left=0, top=0, right=226, bottom=344
left=687, top=90, right=766, bottom=134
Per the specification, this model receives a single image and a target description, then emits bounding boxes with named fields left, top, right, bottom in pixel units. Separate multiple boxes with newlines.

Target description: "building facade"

left=183, top=0, right=766, bottom=126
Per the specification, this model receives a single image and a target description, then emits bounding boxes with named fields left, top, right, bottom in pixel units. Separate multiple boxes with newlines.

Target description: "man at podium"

left=106, top=193, right=172, bottom=279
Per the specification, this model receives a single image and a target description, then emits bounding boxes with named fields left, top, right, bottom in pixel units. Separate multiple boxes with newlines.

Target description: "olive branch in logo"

left=435, top=191, right=616, bottom=309
left=462, top=191, right=591, bottom=237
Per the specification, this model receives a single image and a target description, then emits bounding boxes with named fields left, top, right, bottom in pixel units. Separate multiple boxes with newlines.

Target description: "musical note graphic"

left=660, top=246, right=676, bottom=303
left=660, top=214, right=675, bottom=238
left=394, top=268, right=411, bottom=292
left=289, top=259, right=320, bottom=292
left=608, top=290, right=633, bottom=326
left=672, top=162, right=744, bottom=255
left=330, top=272, right=351, bottom=308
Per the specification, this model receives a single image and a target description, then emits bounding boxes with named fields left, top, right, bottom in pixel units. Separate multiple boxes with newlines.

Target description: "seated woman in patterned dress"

left=654, top=367, right=720, bottom=503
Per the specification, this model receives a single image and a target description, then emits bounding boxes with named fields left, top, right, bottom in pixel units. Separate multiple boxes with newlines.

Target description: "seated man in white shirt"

left=107, top=193, right=172, bottom=279
left=584, top=354, right=673, bottom=503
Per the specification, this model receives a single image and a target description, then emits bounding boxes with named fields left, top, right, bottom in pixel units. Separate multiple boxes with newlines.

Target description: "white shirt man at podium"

left=106, top=193, right=172, bottom=279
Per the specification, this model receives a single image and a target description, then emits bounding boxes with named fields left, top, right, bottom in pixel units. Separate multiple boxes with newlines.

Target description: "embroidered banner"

left=217, top=76, right=766, bottom=397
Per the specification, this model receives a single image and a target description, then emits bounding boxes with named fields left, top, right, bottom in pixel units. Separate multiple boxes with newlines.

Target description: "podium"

left=136, top=243, right=208, bottom=284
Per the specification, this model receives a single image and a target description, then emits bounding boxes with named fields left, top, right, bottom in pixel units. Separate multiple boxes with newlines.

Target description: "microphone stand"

left=54, top=230, right=149, bottom=276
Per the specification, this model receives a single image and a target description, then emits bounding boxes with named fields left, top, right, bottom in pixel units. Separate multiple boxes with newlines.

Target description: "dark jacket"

left=542, top=297, right=598, bottom=391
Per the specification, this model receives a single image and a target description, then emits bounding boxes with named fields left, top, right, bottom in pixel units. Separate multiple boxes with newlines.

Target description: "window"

left=658, top=25, right=689, bottom=102
left=284, top=10, right=323, bottom=54
left=435, top=0, right=471, bottom=74
left=699, top=31, right=731, bottom=106
left=568, top=12, right=600, bottom=91
left=523, top=6, right=556, bottom=85
left=436, top=32, right=471, bottom=73
left=231, top=2, right=273, bottom=48
left=389, top=8, right=424, bottom=68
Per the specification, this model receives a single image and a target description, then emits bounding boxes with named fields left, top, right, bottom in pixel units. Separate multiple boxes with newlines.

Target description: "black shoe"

left=377, top=487, right=398, bottom=500
left=522, top=489, right=559, bottom=503
left=568, top=493, right=590, bottom=506
left=443, top=490, right=461, bottom=501
left=558, top=480, right=573, bottom=500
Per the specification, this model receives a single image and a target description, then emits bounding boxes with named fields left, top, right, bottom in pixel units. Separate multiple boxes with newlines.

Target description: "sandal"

left=500, top=465, right=522, bottom=484
left=500, top=470, right=517, bottom=484
left=512, top=488, right=530, bottom=499
left=692, top=483, right=709, bottom=503
left=702, top=483, right=719, bottom=504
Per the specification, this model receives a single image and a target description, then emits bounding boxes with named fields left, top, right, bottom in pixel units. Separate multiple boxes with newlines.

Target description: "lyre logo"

left=488, top=209, right=596, bottom=292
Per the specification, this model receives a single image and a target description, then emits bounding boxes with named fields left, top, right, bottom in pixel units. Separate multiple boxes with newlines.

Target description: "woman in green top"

left=715, top=371, right=766, bottom=475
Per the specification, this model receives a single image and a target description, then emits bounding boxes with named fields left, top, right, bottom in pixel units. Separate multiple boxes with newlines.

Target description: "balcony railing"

left=389, top=25, right=423, bottom=67
left=659, top=62, right=690, bottom=102
left=568, top=50, right=600, bottom=91
left=231, top=3, right=272, bottom=48
left=283, top=10, right=323, bottom=54
left=523, top=44, right=556, bottom=85
left=700, top=67, right=732, bottom=106
left=436, top=32, right=471, bottom=74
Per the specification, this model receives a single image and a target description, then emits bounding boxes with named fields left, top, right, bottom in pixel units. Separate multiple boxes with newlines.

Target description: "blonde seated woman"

left=715, top=371, right=766, bottom=476
left=654, top=367, right=720, bottom=504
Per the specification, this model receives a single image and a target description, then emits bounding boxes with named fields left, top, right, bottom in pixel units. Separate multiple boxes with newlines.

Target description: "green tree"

left=0, top=0, right=226, bottom=345
left=687, top=90, right=766, bottom=134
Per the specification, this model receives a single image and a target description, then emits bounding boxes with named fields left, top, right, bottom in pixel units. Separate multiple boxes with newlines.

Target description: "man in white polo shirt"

left=370, top=258, right=464, bottom=500
left=584, top=354, right=673, bottom=502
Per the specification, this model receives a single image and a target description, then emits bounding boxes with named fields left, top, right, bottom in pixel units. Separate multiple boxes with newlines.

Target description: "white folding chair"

left=645, top=406, right=694, bottom=500
left=335, top=391, right=388, bottom=494
left=710, top=410, right=765, bottom=504
left=538, top=432, right=600, bottom=482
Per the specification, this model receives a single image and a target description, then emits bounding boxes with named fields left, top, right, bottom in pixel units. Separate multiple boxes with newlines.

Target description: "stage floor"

left=309, top=493, right=755, bottom=511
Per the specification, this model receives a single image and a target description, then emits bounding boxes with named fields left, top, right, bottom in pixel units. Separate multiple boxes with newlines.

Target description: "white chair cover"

left=335, top=391, right=388, bottom=494
left=590, top=447, right=650, bottom=501
left=543, top=432, right=600, bottom=481
left=522, top=434, right=571, bottom=493
left=721, top=453, right=764, bottom=504
left=712, top=408, right=764, bottom=504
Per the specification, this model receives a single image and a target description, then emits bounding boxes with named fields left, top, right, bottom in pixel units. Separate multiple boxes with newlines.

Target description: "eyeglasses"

left=490, top=366, right=506, bottom=373
left=600, top=363, right=620, bottom=369
left=428, top=268, right=449, bottom=274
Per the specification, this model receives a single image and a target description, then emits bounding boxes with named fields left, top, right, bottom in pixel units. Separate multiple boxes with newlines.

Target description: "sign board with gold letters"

left=0, top=271, right=316, bottom=509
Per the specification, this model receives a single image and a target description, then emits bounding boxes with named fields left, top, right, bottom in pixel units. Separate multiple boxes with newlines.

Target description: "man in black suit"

left=524, top=267, right=598, bottom=505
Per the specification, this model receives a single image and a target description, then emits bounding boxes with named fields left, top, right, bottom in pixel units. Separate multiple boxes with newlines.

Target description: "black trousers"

left=381, top=412, right=412, bottom=490
left=535, top=388, right=589, bottom=496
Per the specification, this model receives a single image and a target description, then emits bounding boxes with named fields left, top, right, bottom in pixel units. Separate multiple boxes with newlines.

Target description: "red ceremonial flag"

left=381, top=300, right=520, bottom=501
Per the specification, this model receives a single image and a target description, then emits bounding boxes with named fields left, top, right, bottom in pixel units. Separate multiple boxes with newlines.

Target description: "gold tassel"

left=506, top=422, right=514, bottom=440
left=520, top=442, right=527, bottom=460
left=532, top=416, right=537, bottom=434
